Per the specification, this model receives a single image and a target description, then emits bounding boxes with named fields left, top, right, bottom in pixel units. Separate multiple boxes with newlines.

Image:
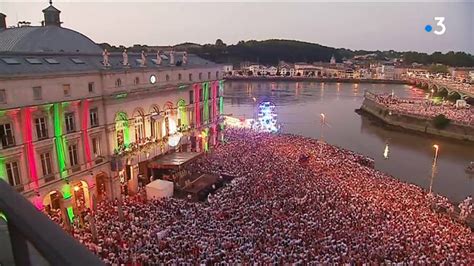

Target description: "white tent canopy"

left=145, top=179, right=174, bottom=200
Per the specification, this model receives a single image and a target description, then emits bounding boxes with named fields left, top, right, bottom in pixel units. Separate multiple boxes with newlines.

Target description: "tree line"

left=98, top=39, right=474, bottom=67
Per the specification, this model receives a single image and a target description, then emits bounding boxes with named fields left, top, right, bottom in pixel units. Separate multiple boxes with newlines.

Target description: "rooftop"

left=0, top=3, right=220, bottom=77
left=0, top=51, right=218, bottom=77
left=0, top=26, right=102, bottom=54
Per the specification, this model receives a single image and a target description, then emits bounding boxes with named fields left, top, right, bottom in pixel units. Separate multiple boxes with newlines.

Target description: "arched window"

left=199, top=73, right=202, bottom=80
left=166, top=74, right=170, bottom=82
left=177, top=99, right=188, bottom=128
left=163, top=102, right=174, bottom=136
left=178, top=73, right=182, bottom=81
left=115, top=78, right=122, bottom=87
left=215, top=71, right=219, bottom=79
left=115, top=112, right=130, bottom=148
left=149, top=105, right=161, bottom=139
left=134, top=115, right=144, bottom=143
left=134, top=77, right=140, bottom=85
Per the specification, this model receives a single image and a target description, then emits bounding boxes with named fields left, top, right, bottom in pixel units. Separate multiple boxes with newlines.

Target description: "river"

left=223, top=80, right=474, bottom=203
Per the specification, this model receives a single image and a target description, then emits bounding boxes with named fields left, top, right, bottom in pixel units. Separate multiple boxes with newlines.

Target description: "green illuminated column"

left=62, top=183, right=72, bottom=200
left=203, top=82, right=209, bottom=124
left=53, top=103, right=68, bottom=179
left=202, top=128, right=209, bottom=152
left=66, top=206, right=74, bottom=223
left=219, top=80, right=225, bottom=130
left=123, top=122, right=131, bottom=147
left=219, top=80, right=224, bottom=114
left=0, top=157, right=7, bottom=182
left=178, top=100, right=188, bottom=127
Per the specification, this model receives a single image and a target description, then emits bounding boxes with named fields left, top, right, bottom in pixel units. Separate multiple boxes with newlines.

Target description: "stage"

left=148, top=152, right=202, bottom=169
left=176, top=174, right=235, bottom=202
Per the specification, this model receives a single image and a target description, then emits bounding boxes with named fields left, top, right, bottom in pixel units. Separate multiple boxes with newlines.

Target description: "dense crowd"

left=56, top=129, right=472, bottom=264
left=372, top=94, right=474, bottom=125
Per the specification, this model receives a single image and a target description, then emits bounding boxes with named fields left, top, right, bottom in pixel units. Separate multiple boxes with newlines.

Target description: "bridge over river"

left=408, top=77, right=474, bottom=99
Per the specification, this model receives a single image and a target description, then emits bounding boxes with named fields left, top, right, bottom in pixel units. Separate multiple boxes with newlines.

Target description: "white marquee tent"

left=145, top=179, right=174, bottom=200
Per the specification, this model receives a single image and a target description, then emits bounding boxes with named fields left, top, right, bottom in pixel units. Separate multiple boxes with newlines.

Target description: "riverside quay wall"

left=360, top=96, right=474, bottom=142
left=225, top=76, right=408, bottom=84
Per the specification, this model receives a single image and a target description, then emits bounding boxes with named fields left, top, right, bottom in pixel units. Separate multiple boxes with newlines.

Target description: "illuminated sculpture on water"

left=254, top=101, right=280, bottom=133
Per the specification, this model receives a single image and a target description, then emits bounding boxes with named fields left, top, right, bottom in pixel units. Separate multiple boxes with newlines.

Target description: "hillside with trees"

left=98, top=39, right=474, bottom=67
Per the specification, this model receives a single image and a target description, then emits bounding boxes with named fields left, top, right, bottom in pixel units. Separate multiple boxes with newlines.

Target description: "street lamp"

left=429, top=144, right=439, bottom=195
left=320, top=113, right=325, bottom=141
left=252, top=97, right=257, bottom=121
left=432, top=144, right=439, bottom=163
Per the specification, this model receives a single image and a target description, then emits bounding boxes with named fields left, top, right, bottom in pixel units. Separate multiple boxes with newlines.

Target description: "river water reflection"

left=224, top=81, right=473, bottom=203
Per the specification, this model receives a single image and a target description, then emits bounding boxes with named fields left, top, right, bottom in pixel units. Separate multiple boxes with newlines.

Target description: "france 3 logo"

left=425, top=17, right=446, bottom=35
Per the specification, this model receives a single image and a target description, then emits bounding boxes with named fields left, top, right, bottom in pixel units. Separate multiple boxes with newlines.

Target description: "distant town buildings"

left=376, top=64, right=395, bottom=79
left=449, top=67, right=474, bottom=82
left=223, top=64, right=233, bottom=74
left=228, top=52, right=441, bottom=81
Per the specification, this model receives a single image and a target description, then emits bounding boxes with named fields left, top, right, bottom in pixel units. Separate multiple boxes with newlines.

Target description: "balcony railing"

left=0, top=180, right=103, bottom=265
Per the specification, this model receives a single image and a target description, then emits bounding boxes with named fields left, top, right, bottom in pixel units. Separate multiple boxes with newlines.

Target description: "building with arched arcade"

left=0, top=3, right=224, bottom=223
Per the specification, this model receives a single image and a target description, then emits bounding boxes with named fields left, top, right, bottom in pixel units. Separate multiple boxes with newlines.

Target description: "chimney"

left=0, top=13, right=6, bottom=30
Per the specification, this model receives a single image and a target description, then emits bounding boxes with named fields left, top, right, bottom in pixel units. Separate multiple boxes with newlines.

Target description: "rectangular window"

left=199, top=88, right=203, bottom=101
left=65, top=112, right=75, bottom=133
left=71, top=58, right=85, bottom=64
left=189, top=90, right=194, bottom=104
left=35, top=117, right=48, bottom=140
left=1, top=58, right=20, bottom=65
left=90, top=108, right=99, bottom=127
left=0, top=123, right=15, bottom=148
left=68, top=144, right=78, bottom=167
left=92, top=137, right=101, bottom=157
left=33, top=86, right=42, bottom=100
left=208, top=72, right=211, bottom=79
left=26, top=58, right=43, bottom=65
left=88, top=82, right=95, bottom=93
left=63, top=84, right=71, bottom=97
left=151, top=119, right=156, bottom=138
left=178, top=73, right=182, bottom=81
left=0, top=89, right=6, bottom=103
left=189, top=73, right=193, bottom=81
left=199, top=73, right=202, bottom=80
left=6, top=161, right=21, bottom=186
left=44, top=58, right=59, bottom=64
left=40, top=152, right=53, bottom=177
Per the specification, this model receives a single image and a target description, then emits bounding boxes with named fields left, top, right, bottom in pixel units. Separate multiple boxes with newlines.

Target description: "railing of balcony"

left=0, top=180, right=104, bottom=266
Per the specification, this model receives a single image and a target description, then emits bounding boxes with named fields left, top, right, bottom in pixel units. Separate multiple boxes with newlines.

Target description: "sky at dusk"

left=1, top=1, right=472, bottom=54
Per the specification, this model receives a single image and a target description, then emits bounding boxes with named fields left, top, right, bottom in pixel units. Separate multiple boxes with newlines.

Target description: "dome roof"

left=0, top=26, right=102, bottom=54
